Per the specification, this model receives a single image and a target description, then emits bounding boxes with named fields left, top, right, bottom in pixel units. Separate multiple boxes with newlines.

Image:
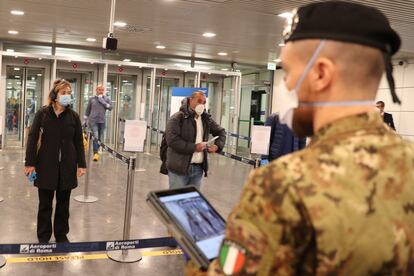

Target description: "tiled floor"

left=0, top=148, right=253, bottom=275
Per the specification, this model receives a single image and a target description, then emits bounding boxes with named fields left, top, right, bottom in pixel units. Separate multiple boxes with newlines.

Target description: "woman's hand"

left=77, top=168, right=86, bottom=177
left=24, top=166, right=36, bottom=176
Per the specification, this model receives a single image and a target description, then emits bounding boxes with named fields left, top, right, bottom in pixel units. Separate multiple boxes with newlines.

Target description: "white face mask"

left=195, top=104, right=205, bottom=115
left=277, top=40, right=375, bottom=131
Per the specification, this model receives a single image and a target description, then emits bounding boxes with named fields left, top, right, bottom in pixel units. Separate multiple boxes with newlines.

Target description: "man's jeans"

left=168, top=164, right=203, bottom=189
left=90, top=122, right=105, bottom=154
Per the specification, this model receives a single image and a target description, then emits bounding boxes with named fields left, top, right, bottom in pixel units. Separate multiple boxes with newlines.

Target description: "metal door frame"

left=3, top=65, right=46, bottom=148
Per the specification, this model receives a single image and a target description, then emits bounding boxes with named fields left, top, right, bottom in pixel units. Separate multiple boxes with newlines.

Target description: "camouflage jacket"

left=185, top=112, right=414, bottom=276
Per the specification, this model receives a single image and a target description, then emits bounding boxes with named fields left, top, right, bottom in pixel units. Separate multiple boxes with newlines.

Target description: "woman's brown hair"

left=48, top=79, right=72, bottom=104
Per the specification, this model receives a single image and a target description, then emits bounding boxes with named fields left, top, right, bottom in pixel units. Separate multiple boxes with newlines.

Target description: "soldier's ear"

left=310, top=57, right=335, bottom=93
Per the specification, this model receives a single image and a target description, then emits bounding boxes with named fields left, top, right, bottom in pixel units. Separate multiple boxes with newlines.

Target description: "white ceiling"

left=1, top=0, right=414, bottom=65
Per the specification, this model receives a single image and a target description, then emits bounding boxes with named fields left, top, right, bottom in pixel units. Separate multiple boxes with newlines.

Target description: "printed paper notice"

left=251, top=125, right=271, bottom=155
left=124, top=120, right=147, bottom=152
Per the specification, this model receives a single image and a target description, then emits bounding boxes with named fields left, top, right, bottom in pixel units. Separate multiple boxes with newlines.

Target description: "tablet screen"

left=159, top=191, right=226, bottom=260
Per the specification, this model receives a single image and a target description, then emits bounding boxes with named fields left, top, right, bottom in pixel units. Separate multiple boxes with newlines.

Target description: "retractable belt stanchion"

left=134, top=153, right=146, bottom=172
left=0, top=255, right=5, bottom=268
left=0, top=164, right=3, bottom=201
left=107, top=156, right=142, bottom=263
left=74, top=132, right=99, bottom=203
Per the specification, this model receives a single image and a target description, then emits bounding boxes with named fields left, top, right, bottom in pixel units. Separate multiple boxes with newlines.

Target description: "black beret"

left=284, top=1, right=401, bottom=55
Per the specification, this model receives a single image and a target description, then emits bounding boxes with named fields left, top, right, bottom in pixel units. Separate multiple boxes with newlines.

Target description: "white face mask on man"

left=276, top=40, right=375, bottom=132
left=195, top=104, right=205, bottom=115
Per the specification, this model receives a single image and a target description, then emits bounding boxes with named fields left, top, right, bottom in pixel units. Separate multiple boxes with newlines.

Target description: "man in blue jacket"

left=264, top=113, right=306, bottom=161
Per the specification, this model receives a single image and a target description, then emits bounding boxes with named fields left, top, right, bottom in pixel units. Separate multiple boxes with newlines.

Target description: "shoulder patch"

left=219, top=240, right=247, bottom=275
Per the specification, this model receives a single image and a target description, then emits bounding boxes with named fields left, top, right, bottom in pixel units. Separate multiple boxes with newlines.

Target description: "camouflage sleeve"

left=185, top=164, right=310, bottom=276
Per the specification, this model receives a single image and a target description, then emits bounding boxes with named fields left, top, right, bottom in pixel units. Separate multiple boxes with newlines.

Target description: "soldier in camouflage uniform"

left=185, top=1, right=414, bottom=275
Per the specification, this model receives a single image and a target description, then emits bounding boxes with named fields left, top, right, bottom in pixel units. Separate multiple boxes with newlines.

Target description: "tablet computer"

left=147, top=187, right=226, bottom=269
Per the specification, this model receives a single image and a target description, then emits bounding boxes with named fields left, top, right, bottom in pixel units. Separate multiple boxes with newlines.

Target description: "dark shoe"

left=55, top=235, right=69, bottom=243
left=38, top=238, right=49, bottom=243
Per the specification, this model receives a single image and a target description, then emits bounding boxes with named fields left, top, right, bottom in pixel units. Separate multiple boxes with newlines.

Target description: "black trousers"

left=37, top=188, right=71, bottom=242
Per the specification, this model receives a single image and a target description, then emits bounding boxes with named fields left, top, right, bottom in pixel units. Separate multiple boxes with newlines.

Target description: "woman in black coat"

left=24, top=79, right=86, bottom=243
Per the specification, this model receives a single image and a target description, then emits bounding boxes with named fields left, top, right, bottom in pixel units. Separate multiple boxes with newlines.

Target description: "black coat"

left=165, top=103, right=226, bottom=176
left=25, top=105, right=86, bottom=191
left=383, top=112, right=396, bottom=131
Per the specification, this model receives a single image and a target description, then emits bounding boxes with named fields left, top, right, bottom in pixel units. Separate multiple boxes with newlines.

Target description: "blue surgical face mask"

left=58, top=94, right=72, bottom=107
left=277, top=40, right=375, bottom=130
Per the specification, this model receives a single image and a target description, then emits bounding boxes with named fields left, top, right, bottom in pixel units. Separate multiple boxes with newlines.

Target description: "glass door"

left=106, top=74, right=117, bottom=145
left=117, top=74, right=137, bottom=149
left=106, top=73, right=138, bottom=149
left=4, top=66, right=44, bottom=148
left=150, top=77, right=179, bottom=153
left=56, top=71, right=94, bottom=119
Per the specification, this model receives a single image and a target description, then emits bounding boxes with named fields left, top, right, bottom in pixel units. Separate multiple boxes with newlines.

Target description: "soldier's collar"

left=309, top=111, right=385, bottom=146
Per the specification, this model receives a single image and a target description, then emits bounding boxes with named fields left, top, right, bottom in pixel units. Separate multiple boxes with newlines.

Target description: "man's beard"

left=292, top=106, right=314, bottom=138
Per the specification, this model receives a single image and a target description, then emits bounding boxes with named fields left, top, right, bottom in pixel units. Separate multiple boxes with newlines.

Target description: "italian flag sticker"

left=219, top=240, right=247, bottom=275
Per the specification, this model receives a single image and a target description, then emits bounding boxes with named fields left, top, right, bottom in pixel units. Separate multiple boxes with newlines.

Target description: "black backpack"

left=159, top=133, right=168, bottom=175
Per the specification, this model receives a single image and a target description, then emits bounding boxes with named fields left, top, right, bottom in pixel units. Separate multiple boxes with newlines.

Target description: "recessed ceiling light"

left=6, top=49, right=14, bottom=52
left=114, top=21, right=127, bottom=27
left=14, top=67, right=21, bottom=71
left=37, top=74, right=42, bottom=76
left=203, top=32, right=216, bottom=38
left=16, top=76, right=20, bottom=78
left=123, top=58, right=131, bottom=62
left=278, top=43, right=285, bottom=47
left=221, top=68, right=229, bottom=71
left=8, top=30, right=19, bottom=35
left=218, top=52, right=228, bottom=56
left=86, top=38, right=96, bottom=42
left=156, top=45, right=166, bottom=49
left=11, top=10, right=24, bottom=15
left=278, top=12, right=293, bottom=19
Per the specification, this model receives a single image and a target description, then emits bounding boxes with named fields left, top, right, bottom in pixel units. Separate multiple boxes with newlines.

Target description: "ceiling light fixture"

left=11, top=10, right=24, bottom=15
left=8, top=30, right=19, bottom=35
left=218, top=52, right=228, bottom=56
left=86, top=38, right=96, bottom=42
left=203, top=32, right=216, bottom=38
left=37, top=74, right=42, bottom=76
left=123, top=58, right=131, bottom=62
left=6, top=49, right=15, bottom=52
left=156, top=45, right=166, bottom=49
left=221, top=68, right=229, bottom=71
left=114, top=21, right=127, bottom=27
left=14, top=68, right=21, bottom=71
left=278, top=12, right=293, bottom=19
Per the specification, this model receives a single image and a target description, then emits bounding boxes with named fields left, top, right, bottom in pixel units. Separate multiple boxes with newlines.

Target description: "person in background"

left=165, top=91, right=226, bottom=189
left=376, top=100, right=396, bottom=130
left=84, top=85, right=112, bottom=161
left=25, top=79, right=86, bottom=243
left=264, top=113, right=306, bottom=161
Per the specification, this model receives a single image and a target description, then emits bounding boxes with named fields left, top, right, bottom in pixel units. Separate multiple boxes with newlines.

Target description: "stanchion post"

left=255, top=158, right=261, bottom=169
left=0, top=255, right=6, bottom=268
left=134, top=153, right=146, bottom=172
left=74, top=132, right=98, bottom=203
left=107, top=156, right=142, bottom=263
